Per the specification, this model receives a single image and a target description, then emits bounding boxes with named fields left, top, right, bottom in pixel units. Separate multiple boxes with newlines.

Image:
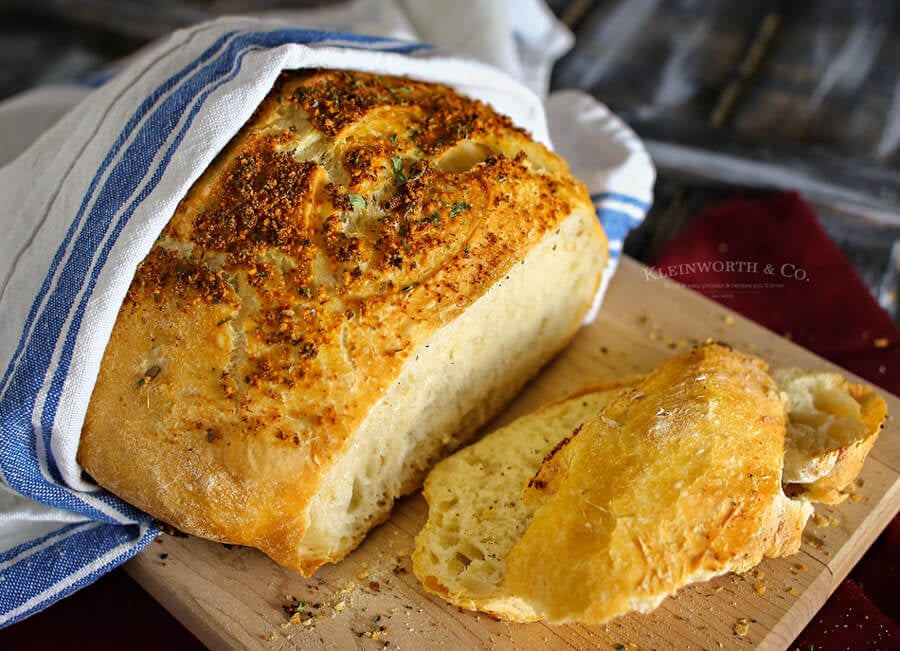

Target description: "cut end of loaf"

left=776, top=368, right=887, bottom=504
left=296, top=205, right=606, bottom=573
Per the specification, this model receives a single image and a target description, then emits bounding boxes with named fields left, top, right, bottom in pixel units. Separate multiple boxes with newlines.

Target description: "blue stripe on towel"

left=0, top=522, right=157, bottom=627
left=590, top=191, right=650, bottom=211
left=592, top=194, right=649, bottom=260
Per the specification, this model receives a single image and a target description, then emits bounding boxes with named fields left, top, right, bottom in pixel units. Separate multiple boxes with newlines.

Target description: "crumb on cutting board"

left=733, top=617, right=751, bottom=636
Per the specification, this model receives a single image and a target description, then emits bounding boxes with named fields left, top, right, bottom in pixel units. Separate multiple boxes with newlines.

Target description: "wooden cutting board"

left=125, top=257, right=900, bottom=650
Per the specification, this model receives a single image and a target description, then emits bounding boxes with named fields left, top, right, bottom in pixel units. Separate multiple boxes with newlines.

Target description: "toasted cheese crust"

left=78, top=69, right=607, bottom=573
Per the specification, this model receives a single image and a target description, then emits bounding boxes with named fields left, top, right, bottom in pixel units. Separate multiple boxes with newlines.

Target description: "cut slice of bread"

left=775, top=368, right=887, bottom=504
left=412, top=382, right=635, bottom=621
left=505, top=344, right=811, bottom=624
left=413, top=345, right=886, bottom=624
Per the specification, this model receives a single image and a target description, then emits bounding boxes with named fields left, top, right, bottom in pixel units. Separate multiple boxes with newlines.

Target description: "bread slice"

left=776, top=368, right=887, bottom=504
left=412, top=381, right=635, bottom=621
left=415, top=344, right=883, bottom=624
left=78, top=69, right=608, bottom=575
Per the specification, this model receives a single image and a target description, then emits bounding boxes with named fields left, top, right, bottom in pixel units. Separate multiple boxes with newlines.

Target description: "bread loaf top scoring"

left=78, top=69, right=605, bottom=572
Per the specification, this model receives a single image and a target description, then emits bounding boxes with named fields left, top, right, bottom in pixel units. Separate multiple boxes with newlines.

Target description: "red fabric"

left=652, top=191, right=900, bottom=396
left=653, top=190, right=900, bottom=649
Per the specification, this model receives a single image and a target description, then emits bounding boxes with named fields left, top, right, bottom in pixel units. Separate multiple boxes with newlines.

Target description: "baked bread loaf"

left=776, top=368, right=887, bottom=503
left=416, top=344, right=888, bottom=624
left=77, top=69, right=608, bottom=574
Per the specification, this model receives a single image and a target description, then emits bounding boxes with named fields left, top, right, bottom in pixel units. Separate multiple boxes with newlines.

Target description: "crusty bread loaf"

left=776, top=368, right=887, bottom=504
left=77, top=69, right=608, bottom=575
left=414, top=344, right=890, bottom=624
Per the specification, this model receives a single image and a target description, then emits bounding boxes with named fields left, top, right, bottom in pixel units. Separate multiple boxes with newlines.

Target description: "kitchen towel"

left=0, top=1, right=654, bottom=626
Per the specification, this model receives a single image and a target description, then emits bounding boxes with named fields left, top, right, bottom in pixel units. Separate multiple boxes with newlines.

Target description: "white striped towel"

left=0, top=1, right=654, bottom=627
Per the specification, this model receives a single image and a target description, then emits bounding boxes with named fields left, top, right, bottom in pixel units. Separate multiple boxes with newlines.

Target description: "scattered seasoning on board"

left=155, top=523, right=188, bottom=537
left=812, top=511, right=839, bottom=528
left=733, top=618, right=751, bottom=636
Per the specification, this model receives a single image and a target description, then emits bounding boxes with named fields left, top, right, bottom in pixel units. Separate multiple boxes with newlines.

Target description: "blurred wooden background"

left=2, top=0, right=898, bottom=318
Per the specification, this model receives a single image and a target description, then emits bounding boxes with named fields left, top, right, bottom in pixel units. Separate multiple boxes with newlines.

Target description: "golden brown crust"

left=504, top=343, right=811, bottom=624
left=78, top=69, right=604, bottom=574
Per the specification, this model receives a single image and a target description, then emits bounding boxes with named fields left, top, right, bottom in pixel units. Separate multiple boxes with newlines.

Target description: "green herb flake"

left=347, top=194, right=366, bottom=211
left=391, top=155, right=407, bottom=185
left=390, top=133, right=398, bottom=146
left=450, top=201, right=471, bottom=218
left=422, top=211, right=442, bottom=227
